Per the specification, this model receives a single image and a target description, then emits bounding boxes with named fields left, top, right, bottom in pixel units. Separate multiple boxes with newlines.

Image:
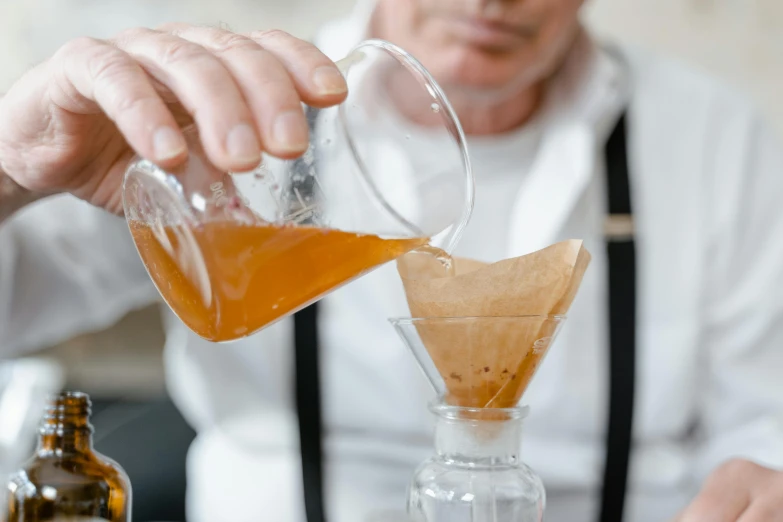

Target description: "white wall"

left=585, top=0, right=783, bottom=133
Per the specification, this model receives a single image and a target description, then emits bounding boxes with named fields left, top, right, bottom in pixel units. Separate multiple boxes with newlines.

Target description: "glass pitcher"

left=123, top=39, right=474, bottom=342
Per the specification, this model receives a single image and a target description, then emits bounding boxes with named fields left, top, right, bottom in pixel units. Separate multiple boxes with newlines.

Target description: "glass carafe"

left=123, top=39, right=474, bottom=342
left=409, top=401, right=544, bottom=522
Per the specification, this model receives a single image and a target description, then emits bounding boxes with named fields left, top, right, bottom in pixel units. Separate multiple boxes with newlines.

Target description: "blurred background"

left=0, top=0, right=780, bottom=520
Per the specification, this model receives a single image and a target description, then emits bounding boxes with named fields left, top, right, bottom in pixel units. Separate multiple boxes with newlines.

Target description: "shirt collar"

left=539, top=30, right=629, bottom=141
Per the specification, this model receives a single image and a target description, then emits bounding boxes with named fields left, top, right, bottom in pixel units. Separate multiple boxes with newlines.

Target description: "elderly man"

left=2, top=0, right=783, bottom=521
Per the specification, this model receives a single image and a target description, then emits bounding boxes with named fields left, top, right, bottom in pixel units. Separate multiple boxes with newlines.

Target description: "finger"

left=168, top=26, right=309, bottom=158
left=738, top=472, right=783, bottom=522
left=114, top=28, right=262, bottom=172
left=679, top=461, right=756, bottom=522
left=51, top=37, right=187, bottom=167
left=248, top=29, right=347, bottom=107
left=668, top=506, right=686, bottom=522
left=738, top=500, right=783, bottom=522
left=678, top=494, right=749, bottom=522
left=677, top=492, right=749, bottom=522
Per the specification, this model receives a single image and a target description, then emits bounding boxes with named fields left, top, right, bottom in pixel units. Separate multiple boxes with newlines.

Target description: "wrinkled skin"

left=0, top=27, right=347, bottom=214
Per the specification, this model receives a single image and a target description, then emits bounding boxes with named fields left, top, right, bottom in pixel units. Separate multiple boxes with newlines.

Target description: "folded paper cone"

left=397, top=240, right=591, bottom=408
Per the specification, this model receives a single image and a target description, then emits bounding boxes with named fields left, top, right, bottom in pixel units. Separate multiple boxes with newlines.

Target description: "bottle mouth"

left=41, top=391, right=92, bottom=432
left=429, top=399, right=529, bottom=421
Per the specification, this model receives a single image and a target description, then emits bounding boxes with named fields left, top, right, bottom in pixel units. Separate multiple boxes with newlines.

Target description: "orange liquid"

left=129, top=220, right=426, bottom=341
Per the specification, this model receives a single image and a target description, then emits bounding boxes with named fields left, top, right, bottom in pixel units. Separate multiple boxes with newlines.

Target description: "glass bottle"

left=407, top=401, right=544, bottom=522
left=4, top=391, right=131, bottom=522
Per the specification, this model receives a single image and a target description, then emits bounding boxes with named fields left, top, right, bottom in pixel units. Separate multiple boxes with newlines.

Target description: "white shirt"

left=2, top=3, right=783, bottom=522
left=456, top=126, right=541, bottom=262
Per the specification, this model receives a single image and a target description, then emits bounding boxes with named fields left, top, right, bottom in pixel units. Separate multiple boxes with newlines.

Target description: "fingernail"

left=312, top=66, right=347, bottom=96
left=273, top=110, right=309, bottom=152
left=153, top=127, right=187, bottom=162
left=226, top=124, right=261, bottom=163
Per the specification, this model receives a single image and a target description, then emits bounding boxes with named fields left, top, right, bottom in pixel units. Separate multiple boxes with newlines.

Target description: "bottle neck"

left=37, top=392, right=94, bottom=456
left=433, top=404, right=526, bottom=467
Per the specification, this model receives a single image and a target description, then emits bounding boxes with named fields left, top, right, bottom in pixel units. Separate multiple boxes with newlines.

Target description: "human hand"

left=672, top=459, right=783, bottom=521
left=0, top=25, right=347, bottom=214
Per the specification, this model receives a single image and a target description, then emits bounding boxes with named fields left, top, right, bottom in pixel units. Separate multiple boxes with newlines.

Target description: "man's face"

left=375, top=0, right=584, bottom=98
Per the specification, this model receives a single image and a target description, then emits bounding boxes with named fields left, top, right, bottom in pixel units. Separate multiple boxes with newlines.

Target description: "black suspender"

left=294, top=113, right=636, bottom=522
left=293, top=104, right=328, bottom=522
left=294, top=303, right=327, bottom=522
left=599, top=113, right=636, bottom=522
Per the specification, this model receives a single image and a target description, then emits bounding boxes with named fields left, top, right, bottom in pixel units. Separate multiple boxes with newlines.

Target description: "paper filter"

left=395, top=240, right=591, bottom=408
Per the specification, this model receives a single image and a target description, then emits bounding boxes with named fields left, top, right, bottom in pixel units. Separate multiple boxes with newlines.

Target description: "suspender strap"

left=294, top=302, right=327, bottom=522
left=599, top=113, right=636, bottom=522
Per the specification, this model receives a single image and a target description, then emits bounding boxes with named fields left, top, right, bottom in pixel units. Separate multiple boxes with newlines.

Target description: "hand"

left=673, top=459, right=783, bottom=521
left=0, top=25, right=347, bottom=214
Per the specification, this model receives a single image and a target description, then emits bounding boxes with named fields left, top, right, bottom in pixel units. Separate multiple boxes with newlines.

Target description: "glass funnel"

left=390, top=316, right=566, bottom=522
left=390, top=317, right=565, bottom=408
left=123, top=40, right=474, bottom=342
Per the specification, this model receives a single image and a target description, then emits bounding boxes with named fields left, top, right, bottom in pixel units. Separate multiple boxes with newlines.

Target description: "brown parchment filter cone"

left=397, top=240, right=591, bottom=408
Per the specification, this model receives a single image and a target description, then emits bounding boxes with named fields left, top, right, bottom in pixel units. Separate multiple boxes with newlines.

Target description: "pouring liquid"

left=130, top=220, right=427, bottom=341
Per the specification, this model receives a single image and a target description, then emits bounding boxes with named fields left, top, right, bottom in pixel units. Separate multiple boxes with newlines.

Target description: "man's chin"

left=428, top=43, right=530, bottom=82
left=431, top=61, right=538, bottom=104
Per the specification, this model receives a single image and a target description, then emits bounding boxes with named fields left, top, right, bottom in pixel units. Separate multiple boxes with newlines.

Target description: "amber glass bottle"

left=4, top=391, right=131, bottom=521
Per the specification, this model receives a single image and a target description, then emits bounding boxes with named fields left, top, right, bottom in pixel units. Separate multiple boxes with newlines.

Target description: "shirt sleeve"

left=696, top=112, right=783, bottom=480
left=0, top=195, right=158, bottom=356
